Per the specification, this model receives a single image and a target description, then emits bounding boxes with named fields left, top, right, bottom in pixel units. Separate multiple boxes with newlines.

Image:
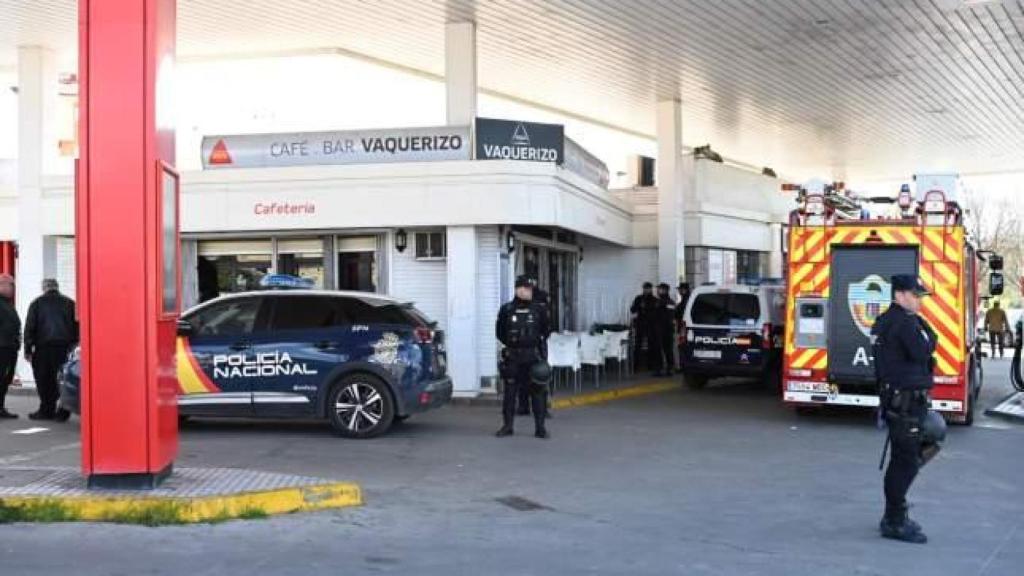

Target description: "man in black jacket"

left=0, top=274, right=20, bottom=419
left=872, top=274, right=937, bottom=544
left=496, top=276, right=551, bottom=439
left=652, top=283, right=677, bottom=377
left=630, top=282, right=658, bottom=373
left=24, top=279, right=78, bottom=420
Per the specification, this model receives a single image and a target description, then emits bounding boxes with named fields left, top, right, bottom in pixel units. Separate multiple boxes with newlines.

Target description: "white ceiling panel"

left=1, top=0, right=1022, bottom=180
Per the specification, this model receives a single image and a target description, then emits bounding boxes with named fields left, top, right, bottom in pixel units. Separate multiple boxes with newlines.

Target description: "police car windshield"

left=691, top=293, right=761, bottom=327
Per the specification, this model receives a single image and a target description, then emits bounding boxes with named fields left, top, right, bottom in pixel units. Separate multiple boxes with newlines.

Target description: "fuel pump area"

left=2, top=1, right=1024, bottom=574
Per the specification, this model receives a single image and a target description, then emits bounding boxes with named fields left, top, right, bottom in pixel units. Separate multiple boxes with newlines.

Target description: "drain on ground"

left=495, top=496, right=550, bottom=511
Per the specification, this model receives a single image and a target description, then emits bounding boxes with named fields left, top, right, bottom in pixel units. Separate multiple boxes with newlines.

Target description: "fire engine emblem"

left=848, top=274, right=892, bottom=338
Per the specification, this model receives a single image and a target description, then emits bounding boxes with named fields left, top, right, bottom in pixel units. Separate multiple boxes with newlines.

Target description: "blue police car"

left=59, top=286, right=452, bottom=438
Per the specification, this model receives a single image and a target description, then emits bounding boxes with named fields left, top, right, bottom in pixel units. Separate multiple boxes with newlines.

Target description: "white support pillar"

left=445, top=21, right=477, bottom=127
left=447, top=226, right=479, bottom=394
left=16, top=46, right=58, bottom=382
left=768, top=222, right=784, bottom=279
left=656, top=99, right=686, bottom=285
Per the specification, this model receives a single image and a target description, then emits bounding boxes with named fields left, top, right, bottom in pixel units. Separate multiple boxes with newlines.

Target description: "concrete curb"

left=984, top=391, right=1024, bottom=424
left=0, top=467, right=362, bottom=524
left=551, top=380, right=679, bottom=409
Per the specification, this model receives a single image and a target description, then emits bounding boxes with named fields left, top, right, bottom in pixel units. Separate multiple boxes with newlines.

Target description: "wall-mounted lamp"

left=506, top=231, right=516, bottom=253
left=395, top=228, right=408, bottom=253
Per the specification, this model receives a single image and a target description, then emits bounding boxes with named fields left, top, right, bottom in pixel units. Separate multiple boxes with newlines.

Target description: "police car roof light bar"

left=259, top=274, right=317, bottom=290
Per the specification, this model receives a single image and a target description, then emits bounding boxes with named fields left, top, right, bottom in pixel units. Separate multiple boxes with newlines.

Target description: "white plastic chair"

left=547, top=332, right=581, bottom=393
left=579, top=333, right=607, bottom=389
left=601, top=330, right=631, bottom=381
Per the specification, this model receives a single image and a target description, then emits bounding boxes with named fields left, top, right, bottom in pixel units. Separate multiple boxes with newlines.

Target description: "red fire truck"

left=781, top=177, right=1002, bottom=425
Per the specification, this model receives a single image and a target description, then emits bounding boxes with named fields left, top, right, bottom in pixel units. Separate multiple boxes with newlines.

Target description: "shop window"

left=415, top=232, right=446, bottom=260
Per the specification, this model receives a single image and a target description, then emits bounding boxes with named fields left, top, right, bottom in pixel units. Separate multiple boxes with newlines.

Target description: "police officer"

left=652, top=283, right=677, bottom=376
left=675, top=282, right=691, bottom=331
left=23, top=279, right=78, bottom=420
left=630, top=282, right=658, bottom=373
left=872, top=274, right=943, bottom=544
left=0, top=274, right=20, bottom=419
left=518, top=276, right=551, bottom=416
left=496, top=275, right=551, bottom=439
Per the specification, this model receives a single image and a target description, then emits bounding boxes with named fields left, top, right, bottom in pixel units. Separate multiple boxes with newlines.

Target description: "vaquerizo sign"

left=474, top=117, right=564, bottom=163
left=201, top=125, right=471, bottom=169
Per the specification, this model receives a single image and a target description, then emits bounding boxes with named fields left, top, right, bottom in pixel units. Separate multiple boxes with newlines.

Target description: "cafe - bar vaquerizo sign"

left=201, top=125, right=471, bottom=169
left=474, top=117, right=564, bottom=164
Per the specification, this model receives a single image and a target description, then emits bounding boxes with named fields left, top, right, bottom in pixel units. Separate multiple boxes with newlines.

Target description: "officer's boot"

left=532, top=389, right=549, bottom=439
left=496, top=379, right=515, bottom=437
left=880, top=504, right=927, bottom=544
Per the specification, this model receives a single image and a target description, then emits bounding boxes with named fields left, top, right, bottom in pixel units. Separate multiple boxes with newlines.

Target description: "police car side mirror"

left=989, top=272, right=1004, bottom=297
left=177, top=319, right=194, bottom=337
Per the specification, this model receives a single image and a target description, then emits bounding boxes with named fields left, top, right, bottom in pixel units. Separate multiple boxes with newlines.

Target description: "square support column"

left=445, top=21, right=477, bottom=126
left=656, top=99, right=686, bottom=285
left=78, top=0, right=179, bottom=488
left=446, top=226, right=479, bottom=394
left=16, top=46, right=58, bottom=383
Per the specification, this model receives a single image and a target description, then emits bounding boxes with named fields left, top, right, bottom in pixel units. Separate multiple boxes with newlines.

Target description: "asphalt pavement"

left=1, top=359, right=1022, bottom=576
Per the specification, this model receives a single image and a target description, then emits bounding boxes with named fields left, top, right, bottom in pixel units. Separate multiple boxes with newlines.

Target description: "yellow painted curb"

left=551, top=380, right=679, bottom=409
left=1, top=481, right=362, bottom=524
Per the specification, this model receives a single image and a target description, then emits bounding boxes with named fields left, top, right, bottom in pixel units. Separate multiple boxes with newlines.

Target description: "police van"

left=60, top=284, right=452, bottom=438
left=678, top=283, right=785, bottom=389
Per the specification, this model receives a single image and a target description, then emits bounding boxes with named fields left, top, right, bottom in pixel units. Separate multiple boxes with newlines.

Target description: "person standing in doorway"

left=0, top=274, right=20, bottom=419
left=23, top=279, right=78, bottom=420
left=630, top=282, right=658, bottom=373
left=652, top=283, right=678, bottom=377
left=984, top=300, right=1009, bottom=358
left=675, top=282, right=691, bottom=333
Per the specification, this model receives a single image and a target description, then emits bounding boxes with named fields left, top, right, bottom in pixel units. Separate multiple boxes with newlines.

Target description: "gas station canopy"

left=2, top=0, right=1024, bottom=180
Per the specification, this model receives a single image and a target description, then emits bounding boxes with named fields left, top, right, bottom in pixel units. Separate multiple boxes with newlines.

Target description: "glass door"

left=336, top=235, right=379, bottom=293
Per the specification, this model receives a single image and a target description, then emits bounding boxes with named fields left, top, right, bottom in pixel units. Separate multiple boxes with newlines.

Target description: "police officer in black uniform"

left=0, top=274, right=20, bottom=419
left=652, top=283, right=677, bottom=376
left=675, top=282, right=691, bottom=329
left=630, top=282, right=658, bottom=373
left=496, top=275, right=551, bottom=439
left=518, top=276, right=551, bottom=416
left=872, top=274, right=945, bottom=544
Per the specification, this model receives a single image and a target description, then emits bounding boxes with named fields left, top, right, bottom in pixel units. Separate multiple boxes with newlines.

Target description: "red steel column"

left=78, top=0, right=179, bottom=488
left=0, top=242, right=14, bottom=275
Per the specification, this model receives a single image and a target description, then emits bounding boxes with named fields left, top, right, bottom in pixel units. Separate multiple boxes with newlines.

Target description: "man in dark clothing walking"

left=0, top=273, right=20, bottom=419
left=872, top=274, right=938, bottom=544
left=630, top=282, right=658, bottom=373
left=23, top=279, right=78, bottom=420
left=652, top=283, right=677, bottom=376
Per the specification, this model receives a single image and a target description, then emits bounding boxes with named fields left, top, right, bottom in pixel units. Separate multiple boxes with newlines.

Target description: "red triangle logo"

left=209, top=139, right=232, bottom=165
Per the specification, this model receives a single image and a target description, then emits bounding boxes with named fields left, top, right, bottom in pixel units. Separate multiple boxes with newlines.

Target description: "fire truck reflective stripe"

left=812, top=350, right=828, bottom=370
left=933, top=261, right=959, bottom=284
left=803, top=230, right=827, bottom=262
left=921, top=229, right=945, bottom=262
left=176, top=337, right=220, bottom=395
left=790, top=263, right=817, bottom=291
left=810, top=265, right=830, bottom=294
left=887, top=228, right=916, bottom=245
left=790, top=348, right=825, bottom=369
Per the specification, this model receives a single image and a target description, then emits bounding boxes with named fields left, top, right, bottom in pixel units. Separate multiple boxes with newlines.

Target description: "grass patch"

left=101, top=501, right=188, bottom=527
left=0, top=498, right=76, bottom=524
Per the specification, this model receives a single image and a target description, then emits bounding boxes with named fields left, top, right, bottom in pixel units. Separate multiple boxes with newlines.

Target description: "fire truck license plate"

left=694, top=350, right=721, bottom=360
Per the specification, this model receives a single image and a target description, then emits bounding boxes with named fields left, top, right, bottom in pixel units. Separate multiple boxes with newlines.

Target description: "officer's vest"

left=505, top=305, right=542, bottom=349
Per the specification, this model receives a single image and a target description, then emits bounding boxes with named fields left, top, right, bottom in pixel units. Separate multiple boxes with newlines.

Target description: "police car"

left=59, top=281, right=452, bottom=438
left=678, top=282, right=785, bottom=389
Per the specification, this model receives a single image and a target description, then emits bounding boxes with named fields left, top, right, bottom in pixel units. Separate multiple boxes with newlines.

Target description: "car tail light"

left=762, top=323, right=772, bottom=349
left=414, top=327, right=434, bottom=344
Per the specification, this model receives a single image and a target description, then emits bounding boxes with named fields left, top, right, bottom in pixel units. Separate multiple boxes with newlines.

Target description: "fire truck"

left=781, top=176, right=1002, bottom=425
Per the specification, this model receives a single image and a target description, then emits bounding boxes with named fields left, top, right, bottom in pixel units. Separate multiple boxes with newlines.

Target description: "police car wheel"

left=328, top=375, right=394, bottom=439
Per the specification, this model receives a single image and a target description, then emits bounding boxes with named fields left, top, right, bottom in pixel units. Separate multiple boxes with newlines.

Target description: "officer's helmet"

left=530, top=361, right=553, bottom=385
left=921, top=410, right=948, bottom=444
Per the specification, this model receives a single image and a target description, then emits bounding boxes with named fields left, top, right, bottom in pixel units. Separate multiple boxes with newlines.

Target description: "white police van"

left=679, top=282, right=785, bottom=390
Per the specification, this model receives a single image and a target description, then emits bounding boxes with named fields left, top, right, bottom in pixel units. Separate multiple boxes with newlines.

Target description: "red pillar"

left=78, top=0, right=179, bottom=488
left=0, top=242, right=14, bottom=275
